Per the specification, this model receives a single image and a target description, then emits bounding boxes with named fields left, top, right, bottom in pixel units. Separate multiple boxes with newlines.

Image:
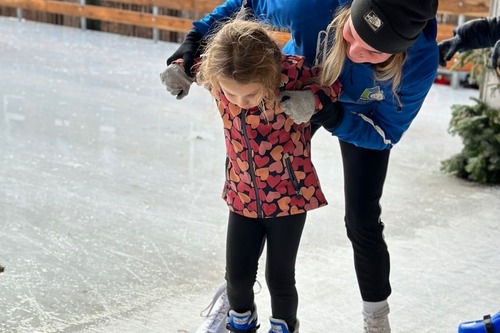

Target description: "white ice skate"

left=196, top=282, right=230, bottom=333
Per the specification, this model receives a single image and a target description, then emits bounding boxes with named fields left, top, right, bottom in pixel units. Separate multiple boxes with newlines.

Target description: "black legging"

left=340, top=139, right=392, bottom=302
left=225, top=211, right=306, bottom=329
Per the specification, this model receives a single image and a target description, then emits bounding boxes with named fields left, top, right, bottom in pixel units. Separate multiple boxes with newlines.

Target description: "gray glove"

left=279, top=90, right=315, bottom=124
left=159, top=64, right=193, bottom=100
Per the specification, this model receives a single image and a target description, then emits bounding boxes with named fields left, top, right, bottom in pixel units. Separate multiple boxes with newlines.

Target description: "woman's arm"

left=332, top=43, right=439, bottom=150
left=174, top=0, right=341, bottom=68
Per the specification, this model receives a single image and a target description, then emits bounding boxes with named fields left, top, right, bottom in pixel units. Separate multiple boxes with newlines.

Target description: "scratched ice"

left=0, top=16, right=499, bottom=333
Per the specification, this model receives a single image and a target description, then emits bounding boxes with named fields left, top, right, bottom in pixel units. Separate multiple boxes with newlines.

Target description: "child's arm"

left=159, top=59, right=195, bottom=100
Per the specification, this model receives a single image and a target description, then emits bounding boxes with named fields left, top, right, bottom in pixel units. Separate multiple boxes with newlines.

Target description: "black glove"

left=310, top=90, right=343, bottom=132
left=488, top=39, right=500, bottom=69
left=166, top=28, right=203, bottom=77
left=439, top=17, right=500, bottom=67
left=438, top=36, right=462, bottom=67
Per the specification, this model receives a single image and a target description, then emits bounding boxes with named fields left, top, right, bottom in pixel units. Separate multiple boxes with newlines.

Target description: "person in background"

left=438, top=16, right=500, bottom=69
left=161, top=16, right=342, bottom=333
left=439, top=16, right=500, bottom=333
left=163, top=0, right=439, bottom=332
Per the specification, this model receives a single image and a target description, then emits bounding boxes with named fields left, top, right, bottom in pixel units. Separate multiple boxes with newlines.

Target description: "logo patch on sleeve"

left=359, top=86, right=385, bottom=102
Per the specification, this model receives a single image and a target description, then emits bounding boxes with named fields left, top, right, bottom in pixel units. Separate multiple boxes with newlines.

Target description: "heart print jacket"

left=212, top=55, right=342, bottom=218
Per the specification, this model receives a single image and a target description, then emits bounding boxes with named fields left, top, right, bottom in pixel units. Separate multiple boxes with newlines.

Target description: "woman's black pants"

left=339, top=139, right=392, bottom=302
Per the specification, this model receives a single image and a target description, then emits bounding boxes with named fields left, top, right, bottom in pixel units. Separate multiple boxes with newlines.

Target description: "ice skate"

left=226, top=307, right=259, bottom=333
left=363, top=313, right=391, bottom=333
left=196, top=282, right=230, bottom=333
left=363, top=300, right=391, bottom=333
left=458, top=311, right=500, bottom=333
left=269, top=317, right=300, bottom=333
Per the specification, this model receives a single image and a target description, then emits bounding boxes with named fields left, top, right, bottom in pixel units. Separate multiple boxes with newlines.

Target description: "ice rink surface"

left=1, top=16, right=499, bottom=333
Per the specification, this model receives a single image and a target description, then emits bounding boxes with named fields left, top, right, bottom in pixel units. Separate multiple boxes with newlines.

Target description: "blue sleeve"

left=193, top=0, right=244, bottom=35
left=193, top=0, right=341, bottom=65
left=331, top=31, right=439, bottom=150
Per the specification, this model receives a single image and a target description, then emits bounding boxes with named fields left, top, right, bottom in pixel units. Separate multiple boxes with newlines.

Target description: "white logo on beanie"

left=363, top=11, right=384, bottom=32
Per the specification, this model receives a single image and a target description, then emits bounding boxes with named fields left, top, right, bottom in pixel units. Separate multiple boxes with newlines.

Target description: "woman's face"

left=343, top=17, right=392, bottom=64
left=218, top=77, right=265, bottom=109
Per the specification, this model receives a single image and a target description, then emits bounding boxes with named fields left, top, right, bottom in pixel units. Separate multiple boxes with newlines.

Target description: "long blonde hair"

left=197, top=18, right=282, bottom=102
left=319, top=7, right=407, bottom=96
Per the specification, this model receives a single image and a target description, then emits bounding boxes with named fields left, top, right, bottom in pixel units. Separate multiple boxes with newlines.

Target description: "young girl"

left=161, top=18, right=342, bottom=333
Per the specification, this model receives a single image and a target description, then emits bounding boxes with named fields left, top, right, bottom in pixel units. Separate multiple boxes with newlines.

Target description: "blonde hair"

left=197, top=18, right=282, bottom=102
left=319, top=7, right=407, bottom=99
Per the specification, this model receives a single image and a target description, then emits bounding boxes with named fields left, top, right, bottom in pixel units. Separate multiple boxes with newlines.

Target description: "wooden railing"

left=0, top=0, right=222, bottom=33
left=438, top=0, right=490, bottom=17
left=0, top=0, right=490, bottom=41
left=0, top=0, right=490, bottom=70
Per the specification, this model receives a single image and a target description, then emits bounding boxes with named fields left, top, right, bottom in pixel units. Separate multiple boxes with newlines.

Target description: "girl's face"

left=343, top=17, right=392, bottom=64
left=218, top=77, right=265, bottom=109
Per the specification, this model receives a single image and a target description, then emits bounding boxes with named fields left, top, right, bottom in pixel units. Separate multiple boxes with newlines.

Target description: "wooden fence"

left=0, top=0, right=220, bottom=31
left=0, top=0, right=491, bottom=70
left=0, top=0, right=490, bottom=41
left=0, top=0, right=225, bottom=42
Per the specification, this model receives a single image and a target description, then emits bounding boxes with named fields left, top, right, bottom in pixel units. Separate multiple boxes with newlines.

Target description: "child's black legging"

left=225, top=211, right=306, bottom=329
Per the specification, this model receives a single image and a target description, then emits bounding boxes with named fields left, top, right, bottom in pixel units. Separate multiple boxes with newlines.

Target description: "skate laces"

left=197, top=282, right=229, bottom=332
left=199, top=279, right=263, bottom=319
left=200, top=280, right=263, bottom=318
left=200, top=281, right=229, bottom=318
left=363, top=314, right=391, bottom=333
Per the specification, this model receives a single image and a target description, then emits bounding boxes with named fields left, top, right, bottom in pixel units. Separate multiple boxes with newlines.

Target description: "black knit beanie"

left=350, top=0, right=438, bottom=54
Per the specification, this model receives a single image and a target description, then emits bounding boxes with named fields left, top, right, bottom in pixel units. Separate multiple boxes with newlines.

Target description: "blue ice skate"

left=458, top=312, right=500, bottom=333
left=226, top=308, right=259, bottom=332
left=269, top=317, right=300, bottom=333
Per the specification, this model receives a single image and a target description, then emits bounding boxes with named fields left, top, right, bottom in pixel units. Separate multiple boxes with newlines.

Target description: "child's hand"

left=279, top=90, right=315, bottom=124
left=159, top=64, right=193, bottom=100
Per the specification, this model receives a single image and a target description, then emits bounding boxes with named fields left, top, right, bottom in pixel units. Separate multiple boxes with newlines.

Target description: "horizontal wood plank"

left=437, top=0, right=490, bottom=16
left=0, top=0, right=194, bottom=31
left=269, top=31, right=290, bottom=48
left=99, top=0, right=220, bottom=13
left=437, top=23, right=456, bottom=41
left=0, top=0, right=488, bottom=73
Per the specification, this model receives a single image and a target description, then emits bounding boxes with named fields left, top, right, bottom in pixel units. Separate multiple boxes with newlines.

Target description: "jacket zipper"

left=223, top=157, right=230, bottom=197
left=240, top=110, right=263, bottom=218
left=283, top=153, right=302, bottom=196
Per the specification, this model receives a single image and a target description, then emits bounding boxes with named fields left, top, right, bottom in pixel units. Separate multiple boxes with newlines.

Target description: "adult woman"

left=164, top=0, right=438, bottom=331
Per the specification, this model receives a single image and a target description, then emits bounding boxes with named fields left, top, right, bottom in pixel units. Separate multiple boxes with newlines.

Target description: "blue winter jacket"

left=193, top=0, right=439, bottom=150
